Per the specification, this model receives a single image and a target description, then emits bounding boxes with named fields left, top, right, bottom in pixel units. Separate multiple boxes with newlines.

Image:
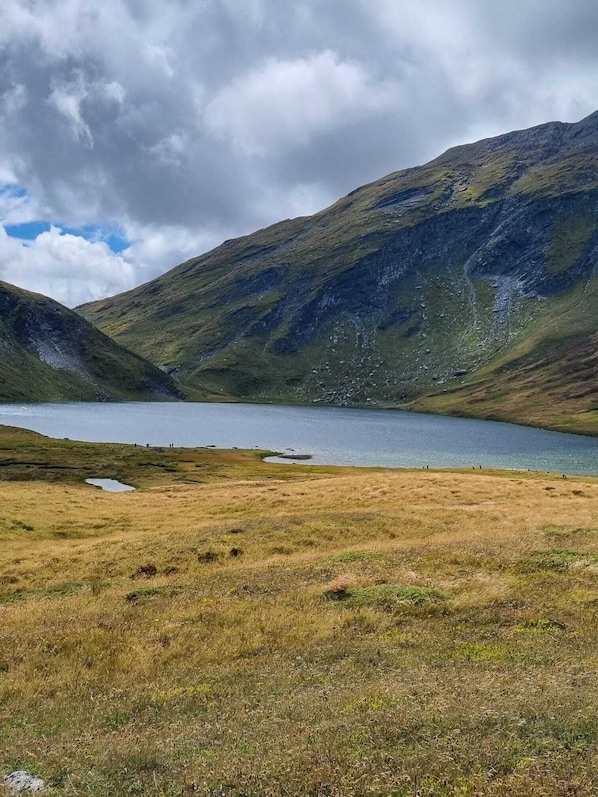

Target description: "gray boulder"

left=3, top=771, right=46, bottom=793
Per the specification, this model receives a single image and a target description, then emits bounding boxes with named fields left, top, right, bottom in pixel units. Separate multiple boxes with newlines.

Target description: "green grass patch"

left=326, top=582, right=446, bottom=611
left=546, top=210, right=595, bottom=275
left=452, top=642, right=518, bottom=663
left=514, top=618, right=567, bottom=634
left=517, top=549, right=598, bottom=572
left=542, top=525, right=598, bottom=540
left=332, top=550, right=379, bottom=563
left=0, top=580, right=89, bottom=605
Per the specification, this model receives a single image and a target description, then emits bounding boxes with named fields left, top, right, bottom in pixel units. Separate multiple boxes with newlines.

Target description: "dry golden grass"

left=1, top=428, right=598, bottom=795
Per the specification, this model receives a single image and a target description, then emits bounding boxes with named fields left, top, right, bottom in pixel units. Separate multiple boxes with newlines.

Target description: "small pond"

left=85, top=478, right=135, bottom=492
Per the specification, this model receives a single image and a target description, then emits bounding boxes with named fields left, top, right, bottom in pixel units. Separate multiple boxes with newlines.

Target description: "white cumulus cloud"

left=0, top=226, right=136, bottom=306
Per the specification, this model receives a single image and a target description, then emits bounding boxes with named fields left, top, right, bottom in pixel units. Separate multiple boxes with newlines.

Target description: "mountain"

left=0, top=281, right=183, bottom=401
left=80, top=112, right=598, bottom=434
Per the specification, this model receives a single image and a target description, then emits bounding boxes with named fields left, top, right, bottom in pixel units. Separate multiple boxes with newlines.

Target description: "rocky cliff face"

left=80, top=111, right=598, bottom=433
left=0, top=282, right=183, bottom=401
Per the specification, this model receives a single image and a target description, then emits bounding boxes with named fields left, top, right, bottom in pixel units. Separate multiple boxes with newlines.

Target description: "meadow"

left=1, top=426, right=598, bottom=795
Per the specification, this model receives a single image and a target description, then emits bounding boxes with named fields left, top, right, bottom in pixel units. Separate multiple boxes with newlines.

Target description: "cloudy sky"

left=1, top=0, right=597, bottom=306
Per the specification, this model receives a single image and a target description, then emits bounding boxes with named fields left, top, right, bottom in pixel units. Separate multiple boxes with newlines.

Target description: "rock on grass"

left=3, top=771, right=46, bottom=793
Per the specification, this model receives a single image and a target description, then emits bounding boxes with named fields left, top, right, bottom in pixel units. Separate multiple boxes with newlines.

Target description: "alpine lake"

left=0, top=401, right=596, bottom=476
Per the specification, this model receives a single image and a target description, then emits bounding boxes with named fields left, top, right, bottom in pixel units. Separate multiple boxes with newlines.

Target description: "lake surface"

left=1, top=402, right=597, bottom=475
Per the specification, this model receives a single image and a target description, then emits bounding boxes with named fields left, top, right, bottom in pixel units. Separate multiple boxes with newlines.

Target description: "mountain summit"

left=80, top=112, right=598, bottom=434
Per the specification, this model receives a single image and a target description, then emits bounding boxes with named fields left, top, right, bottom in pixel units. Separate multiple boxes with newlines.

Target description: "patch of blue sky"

left=1, top=183, right=131, bottom=253
left=5, top=221, right=51, bottom=239
left=61, top=224, right=130, bottom=253
left=5, top=219, right=130, bottom=254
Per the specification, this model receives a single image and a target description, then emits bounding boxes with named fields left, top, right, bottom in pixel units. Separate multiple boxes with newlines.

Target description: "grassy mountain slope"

left=416, top=295, right=598, bottom=434
left=0, top=281, right=183, bottom=401
left=80, top=112, right=598, bottom=433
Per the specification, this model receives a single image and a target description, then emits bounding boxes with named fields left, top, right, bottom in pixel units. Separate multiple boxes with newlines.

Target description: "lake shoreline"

left=1, top=401, right=597, bottom=476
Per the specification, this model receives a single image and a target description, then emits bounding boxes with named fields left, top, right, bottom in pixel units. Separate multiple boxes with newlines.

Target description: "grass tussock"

left=1, top=427, right=598, bottom=794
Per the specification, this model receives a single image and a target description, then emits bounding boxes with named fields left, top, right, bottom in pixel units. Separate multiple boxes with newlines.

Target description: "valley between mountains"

left=79, top=111, right=598, bottom=435
left=1, top=112, right=596, bottom=435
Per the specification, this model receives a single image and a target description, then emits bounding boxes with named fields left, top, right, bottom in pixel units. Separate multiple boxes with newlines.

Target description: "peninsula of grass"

left=1, top=426, right=598, bottom=795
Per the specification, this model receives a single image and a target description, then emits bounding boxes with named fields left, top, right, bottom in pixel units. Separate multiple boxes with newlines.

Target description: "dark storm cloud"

left=0, top=0, right=597, bottom=304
